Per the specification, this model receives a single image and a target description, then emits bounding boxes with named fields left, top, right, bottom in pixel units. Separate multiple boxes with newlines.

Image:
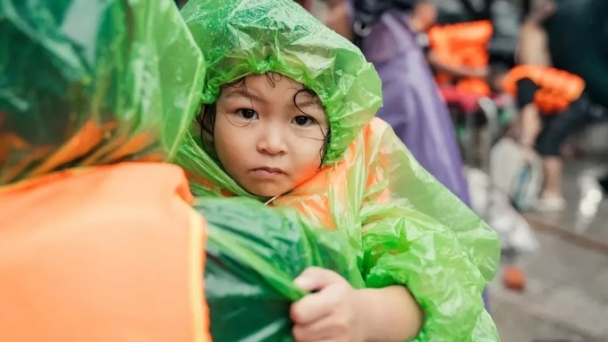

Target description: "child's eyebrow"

left=292, top=99, right=322, bottom=108
left=225, top=88, right=265, bottom=103
left=292, top=93, right=323, bottom=109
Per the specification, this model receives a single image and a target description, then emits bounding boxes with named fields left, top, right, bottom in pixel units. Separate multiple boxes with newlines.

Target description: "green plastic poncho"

left=0, top=2, right=368, bottom=341
left=0, top=0, right=204, bottom=183
left=199, top=197, right=366, bottom=341
left=176, top=0, right=501, bottom=341
left=0, top=0, right=364, bottom=342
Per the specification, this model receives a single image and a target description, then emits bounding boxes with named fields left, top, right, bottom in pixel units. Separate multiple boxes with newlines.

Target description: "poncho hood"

left=180, top=0, right=382, bottom=165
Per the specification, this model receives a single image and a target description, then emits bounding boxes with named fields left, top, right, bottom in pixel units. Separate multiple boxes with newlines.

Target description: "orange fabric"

left=0, top=163, right=211, bottom=342
left=429, top=20, right=493, bottom=96
left=0, top=116, right=165, bottom=186
left=455, top=77, right=491, bottom=97
left=502, top=65, right=585, bottom=114
left=27, top=120, right=105, bottom=178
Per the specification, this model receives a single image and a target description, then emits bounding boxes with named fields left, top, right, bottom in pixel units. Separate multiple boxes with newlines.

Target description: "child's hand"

left=290, top=267, right=367, bottom=342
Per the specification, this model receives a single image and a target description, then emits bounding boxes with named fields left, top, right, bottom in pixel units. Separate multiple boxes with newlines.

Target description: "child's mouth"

left=250, top=167, right=286, bottom=179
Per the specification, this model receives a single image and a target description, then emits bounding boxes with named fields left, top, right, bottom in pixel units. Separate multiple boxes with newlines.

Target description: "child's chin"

left=246, top=186, right=283, bottom=199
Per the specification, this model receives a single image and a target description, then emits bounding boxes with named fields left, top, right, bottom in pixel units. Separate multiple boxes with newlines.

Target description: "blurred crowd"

left=292, top=0, right=608, bottom=214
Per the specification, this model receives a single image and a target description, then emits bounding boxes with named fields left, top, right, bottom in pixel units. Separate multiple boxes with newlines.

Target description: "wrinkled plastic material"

left=180, top=0, right=382, bottom=164
left=0, top=0, right=205, bottom=184
left=176, top=0, right=500, bottom=340
left=197, top=197, right=365, bottom=342
left=180, top=118, right=500, bottom=342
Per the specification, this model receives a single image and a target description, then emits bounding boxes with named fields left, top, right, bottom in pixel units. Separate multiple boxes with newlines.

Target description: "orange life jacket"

left=0, top=163, right=211, bottom=342
left=502, top=65, right=585, bottom=114
left=429, top=20, right=493, bottom=96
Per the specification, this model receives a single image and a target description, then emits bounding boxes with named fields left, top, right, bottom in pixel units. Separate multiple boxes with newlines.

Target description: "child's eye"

left=293, top=115, right=315, bottom=127
left=236, top=109, right=258, bottom=120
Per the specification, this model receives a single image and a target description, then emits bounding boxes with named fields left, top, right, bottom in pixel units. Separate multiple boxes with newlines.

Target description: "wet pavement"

left=526, top=156, right=608, bottom=245
left=491, top=231, right=608, bottom=342
left=491, top=149, right=608, bottom=342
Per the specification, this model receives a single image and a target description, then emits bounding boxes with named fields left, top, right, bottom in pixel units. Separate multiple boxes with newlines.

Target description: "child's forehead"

left=221, top=74, right=320, bottom=100
left=221, top=87, right=323, bottom=109
left=243, top=73, right=306, bottom=88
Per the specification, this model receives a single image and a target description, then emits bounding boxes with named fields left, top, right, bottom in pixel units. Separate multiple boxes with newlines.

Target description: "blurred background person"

left=321, top=0, right=473, bottom=207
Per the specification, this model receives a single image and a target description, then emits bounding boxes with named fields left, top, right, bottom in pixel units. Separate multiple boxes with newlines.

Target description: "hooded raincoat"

left=175, top=0, right=501, bottom=341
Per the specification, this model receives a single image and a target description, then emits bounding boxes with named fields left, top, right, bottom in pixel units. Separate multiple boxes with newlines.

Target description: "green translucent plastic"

left=0, top=0, right=204, bottom=184
left=176, top=0, right=500, bottom=341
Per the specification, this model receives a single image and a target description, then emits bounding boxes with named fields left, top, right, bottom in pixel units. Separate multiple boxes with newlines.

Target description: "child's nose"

left=257, top=130, right=287, bottom=155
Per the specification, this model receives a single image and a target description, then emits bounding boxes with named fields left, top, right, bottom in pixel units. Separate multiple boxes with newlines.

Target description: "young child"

left=176, top=0, right=501, bottom=341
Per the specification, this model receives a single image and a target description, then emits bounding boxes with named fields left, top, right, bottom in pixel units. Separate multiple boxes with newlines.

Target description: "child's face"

left=212, top=74, right=329, bottom=197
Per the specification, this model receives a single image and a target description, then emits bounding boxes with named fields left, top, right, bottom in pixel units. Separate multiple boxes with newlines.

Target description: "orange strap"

left=0, top=163, right=210, bottom=342
left=503, top=65, right=585, bottom=113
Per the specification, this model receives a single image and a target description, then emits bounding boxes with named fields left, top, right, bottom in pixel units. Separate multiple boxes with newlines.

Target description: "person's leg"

left=535, top=97, right=591, bottom=209
left=519, top=104, right=542, bottom=152
left=539, top=156, right=563, bottom=197
left=514, top=78, right=543, bottom=163
left=532, top=116, right=565, bottom=210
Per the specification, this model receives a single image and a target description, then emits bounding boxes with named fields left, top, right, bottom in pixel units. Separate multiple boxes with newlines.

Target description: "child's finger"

left=292, top=315, right=341, bottom=342
left=294, top=266, right=344, bottom=292
left=290, top=291, right=333, bottom=325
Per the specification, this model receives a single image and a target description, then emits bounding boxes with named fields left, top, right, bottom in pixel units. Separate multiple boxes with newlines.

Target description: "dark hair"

left=196, top=73, right=331, bottom=167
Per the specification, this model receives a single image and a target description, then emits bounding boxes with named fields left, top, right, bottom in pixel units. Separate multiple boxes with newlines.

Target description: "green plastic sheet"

left=176, top=0, right=501, bottom=341
left=0, top=0, right=204, bottom=184
left=198, top=197, right=365, bottom=342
